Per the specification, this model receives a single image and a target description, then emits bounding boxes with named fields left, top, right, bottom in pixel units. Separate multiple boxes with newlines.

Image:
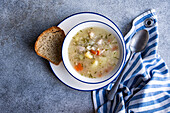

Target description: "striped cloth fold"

left=92, top=9, right=170, bottom=113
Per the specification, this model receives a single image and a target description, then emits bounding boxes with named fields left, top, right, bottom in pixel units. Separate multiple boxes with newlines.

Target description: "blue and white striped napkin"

left=92, top=9, right=170, bottom=113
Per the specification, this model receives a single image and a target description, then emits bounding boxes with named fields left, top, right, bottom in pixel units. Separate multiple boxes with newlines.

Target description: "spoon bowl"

left=130, top=30, right=149, bottom=52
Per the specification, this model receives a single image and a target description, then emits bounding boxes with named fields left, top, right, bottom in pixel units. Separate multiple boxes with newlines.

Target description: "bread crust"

left=35, top=26, right=65, bottom=65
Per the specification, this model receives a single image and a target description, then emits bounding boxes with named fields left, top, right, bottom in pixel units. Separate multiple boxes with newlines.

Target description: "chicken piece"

left=100, top=49, right=105, bottom=54
left=97, top=39, right=103, bottom=45
left=77, top=46, right=85, bottom=52
left=86, top=46, right=91, bottom=50
left=89, top=31, right=95, bottom=39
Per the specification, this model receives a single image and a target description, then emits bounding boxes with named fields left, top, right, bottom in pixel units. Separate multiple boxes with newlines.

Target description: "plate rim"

left=50, top=12, right=126, bottom=91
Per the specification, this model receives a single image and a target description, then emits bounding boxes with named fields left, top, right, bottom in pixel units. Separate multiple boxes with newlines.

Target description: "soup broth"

left=68, top=27, right=120, bottom=78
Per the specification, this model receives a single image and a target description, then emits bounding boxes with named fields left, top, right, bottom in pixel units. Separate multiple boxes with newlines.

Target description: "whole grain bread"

left=35, top=26, right=65, bottom=65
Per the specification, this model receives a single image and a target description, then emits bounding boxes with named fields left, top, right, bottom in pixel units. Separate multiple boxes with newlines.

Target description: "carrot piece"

left=77, top=63, right=83, bottom=71
left=105, top=69, right=108, bottom=73
left=97, top=50, right=100, bottom=55
left=90, top=49, right=96, bottom=54
left=105, top=67, right=112, bottom=73
left=112, top=46, right=118, bottom=51
left=98, top=74, right=102, bottom=77
left=108, top=39, right=110, bottom=42
left=74, top=63, right=83, bottom=71
left=74, top=65, right=80, bottom=71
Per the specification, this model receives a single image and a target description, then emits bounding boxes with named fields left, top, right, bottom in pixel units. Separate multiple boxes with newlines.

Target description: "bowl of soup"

left=62, top=21, right=126, bottom=84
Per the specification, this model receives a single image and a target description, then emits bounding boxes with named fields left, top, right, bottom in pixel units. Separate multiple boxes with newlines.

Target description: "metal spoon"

left=107, top=29, right=149, bottom=100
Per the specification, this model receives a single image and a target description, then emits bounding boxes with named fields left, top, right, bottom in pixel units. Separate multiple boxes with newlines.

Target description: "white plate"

left=50, top=12, right=125, bottom=91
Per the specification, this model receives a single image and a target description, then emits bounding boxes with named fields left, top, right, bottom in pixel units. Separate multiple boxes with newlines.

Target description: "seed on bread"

left=35, top=26, right=65, bottom=65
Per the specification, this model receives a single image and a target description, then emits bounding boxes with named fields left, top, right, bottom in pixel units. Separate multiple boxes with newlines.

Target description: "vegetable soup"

left=68, top=27, right=120, bottom=78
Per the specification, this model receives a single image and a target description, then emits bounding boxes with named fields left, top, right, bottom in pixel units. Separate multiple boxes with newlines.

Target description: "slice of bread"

left=35, top=26, right=65, bottom=65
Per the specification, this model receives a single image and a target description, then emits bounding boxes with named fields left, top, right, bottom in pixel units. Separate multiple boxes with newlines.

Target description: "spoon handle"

left=107, top=51, right=132, bottom=101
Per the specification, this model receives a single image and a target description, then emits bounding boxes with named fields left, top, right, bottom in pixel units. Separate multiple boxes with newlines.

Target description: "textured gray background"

left=0, top=0, right=170, bottom=113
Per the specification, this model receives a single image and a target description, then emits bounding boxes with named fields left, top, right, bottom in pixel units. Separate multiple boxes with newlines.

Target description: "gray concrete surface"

left=0, top=0, right=169, bottom=113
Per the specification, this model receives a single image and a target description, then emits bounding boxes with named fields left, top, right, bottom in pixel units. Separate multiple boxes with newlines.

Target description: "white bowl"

left=62, top=20, right=126, bottom=84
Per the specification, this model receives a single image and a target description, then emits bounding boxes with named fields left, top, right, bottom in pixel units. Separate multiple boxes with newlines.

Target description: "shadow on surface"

left=122, top=21, right=133, bottom=37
